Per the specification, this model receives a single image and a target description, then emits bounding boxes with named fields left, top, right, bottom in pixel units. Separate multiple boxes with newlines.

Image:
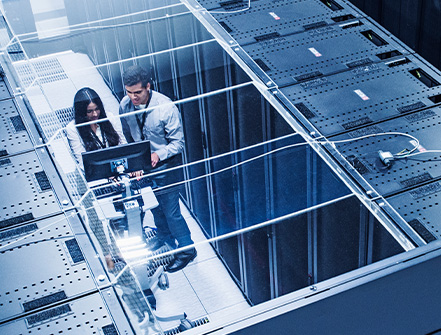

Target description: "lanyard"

left=135, top=90, right=152, bottom=141
left=90, top=128, right=106, bottom=149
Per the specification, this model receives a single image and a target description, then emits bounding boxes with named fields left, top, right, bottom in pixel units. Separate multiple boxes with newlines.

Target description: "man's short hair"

left=123, top=65, right=150, bottom=88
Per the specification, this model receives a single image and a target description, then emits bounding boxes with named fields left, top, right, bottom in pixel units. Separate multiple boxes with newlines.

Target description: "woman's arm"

left=66, top=121, right=86, bottom=170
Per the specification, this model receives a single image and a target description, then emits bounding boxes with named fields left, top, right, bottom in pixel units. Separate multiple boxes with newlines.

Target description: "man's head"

left=123, top=65, right=151, bottom=106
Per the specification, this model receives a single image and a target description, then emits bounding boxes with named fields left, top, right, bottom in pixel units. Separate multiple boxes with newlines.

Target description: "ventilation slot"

left=10, top=115, right=26, bottom=132
left=397, top=101, right=426, bottom=113
left=65, top=238, right=85, bottom=264
left=294, top=71, right=323, bottom=82
left=14, top=58, right=67, bottom=88
left=376, top=50, right=402, bottom=60
left=294, top=102, right=316, bottom=119
left=409, top=182, right=441, bottom=199
left=254, top=32, right=281, bottom=42
left=332, top=14, right=355, bottom=22
left=102, top=324, right=118, bottom=335
left=342, top=116, right=373, bottom=130
left=34, top=171, right=52, bottom=192
left=147, top=247, right=175, bottom=276
left=300, top=77, right=328, bottom=89
left=400, top=173, right=433, bottom=188
left=55, top=107, right=74, bottom=127
left=164, top=316, right=210, bottom=334
left=345, top=58, right=373, bottom=68
left=6, top=43, right=25, bottom=61
left=193, top=316, right=210, bottom=327
left=348, top=125, right=383, bottom=138
left=254, top=58, right=271, bottom=72
left=429, top=94, right=441, bottom=103
left=0, top=213, right=34, bottom=229
left=0, top=223, right=37, bottom=242
left=0, top=149, right=8, bottom=157
left=386, top=57, right=410, bottom=67
left=219, top=0, right=247, bottom=10
left=219, top=21, right=233, bottom=33
left=319, top=0, right=343, bottom=11
left=7, top=44, right=23, bottom=54
left=408, top=219, right=437, bottom=243
left=26, top=304, right=71, bottom=326
left=23, top=291, right=67, bottom=312
left=0, top=158, right=12, bottom=167
left=361, top=30, right=388, bottom=46
left=410, top=68, right=441, bottom=88
left=352, top=64, right=378, bottom=75
left=347, top=155, right=371, bottom=174
left=405, top=110, right=436, bottom=123
left=303, top=21, right=328, bottom=31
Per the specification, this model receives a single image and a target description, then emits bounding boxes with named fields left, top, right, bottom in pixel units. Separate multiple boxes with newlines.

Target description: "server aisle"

left=2, top=0, right=441, bottom=334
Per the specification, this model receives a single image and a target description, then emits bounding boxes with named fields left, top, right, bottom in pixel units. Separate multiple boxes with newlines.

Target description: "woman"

left=67, top=87, right=127, bottom=269
left=66, top=87, right=127, bottom=169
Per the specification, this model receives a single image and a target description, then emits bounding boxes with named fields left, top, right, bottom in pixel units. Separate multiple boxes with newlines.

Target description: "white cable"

left=396, top=149, right=441, bottom=159
left=327, top=131, right=420, bottom=154
left=3, top=129, right=422, bottom=270
left=88, top=131, right=422, bottom=206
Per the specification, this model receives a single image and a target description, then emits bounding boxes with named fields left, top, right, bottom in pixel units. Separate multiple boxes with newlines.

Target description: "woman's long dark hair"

left=73, top=87, right=120, bottom=151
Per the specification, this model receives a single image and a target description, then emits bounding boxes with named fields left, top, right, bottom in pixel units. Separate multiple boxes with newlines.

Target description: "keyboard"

left=91, top=183, right=124, bottom=199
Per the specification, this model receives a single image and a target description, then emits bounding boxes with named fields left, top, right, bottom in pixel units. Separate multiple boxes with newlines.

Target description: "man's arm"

left=155, top=104, right=185, bottom=162
left=119, top=103, right=135, bottom=143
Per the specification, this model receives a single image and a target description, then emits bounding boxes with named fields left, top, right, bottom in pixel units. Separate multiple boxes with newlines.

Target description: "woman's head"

left=73, top=87, right=107, bottom=125
left=73, top=87, right=120, bottom=151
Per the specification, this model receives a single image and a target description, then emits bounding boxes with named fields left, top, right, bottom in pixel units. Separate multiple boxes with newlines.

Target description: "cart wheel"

left=179, top=318, right=194, bottom=331
left=158, top=273, right=169, bottom=290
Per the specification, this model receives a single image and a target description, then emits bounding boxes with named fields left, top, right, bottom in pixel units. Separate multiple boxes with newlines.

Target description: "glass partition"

left=0, top=0, right=410, bottom=334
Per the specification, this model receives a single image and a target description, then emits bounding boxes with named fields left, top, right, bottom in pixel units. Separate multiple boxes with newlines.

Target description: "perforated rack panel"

left=0, top=99, right=34, bottom=156
left=207, top=0, right=363, bottom=45
left=242, top=18, right=410, bottom=87
left=0, top=151, right=60, bottom=226
left=3, top=0, right=441, bottom=334
left=0, top=214, right=98, bottom=322
left=329, top=106, right=441, bottom=196
left=280, top=54, right=441, bottom=137
left=385, top=185, right=441, bottom=243
left=0, top=77, right=11, bottom=100
left=195, top=0, right=441, bottom=247
left=0, top=292, right=116, bottom=335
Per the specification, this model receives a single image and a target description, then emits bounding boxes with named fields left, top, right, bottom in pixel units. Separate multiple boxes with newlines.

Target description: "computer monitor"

left=82, top=140, right=151, bottom=182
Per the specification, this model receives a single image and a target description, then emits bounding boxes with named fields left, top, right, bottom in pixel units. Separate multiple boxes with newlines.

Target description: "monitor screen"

left=82, top=140, right=151, bottom=182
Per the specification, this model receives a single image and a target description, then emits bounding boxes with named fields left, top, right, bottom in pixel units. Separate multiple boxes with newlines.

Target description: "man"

left=119, top=65, right=196, bottom=273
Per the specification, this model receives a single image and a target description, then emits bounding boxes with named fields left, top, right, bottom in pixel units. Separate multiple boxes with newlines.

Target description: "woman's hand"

left=105, top=254, right=115, bottom=270
left=129, top=170, right=143, bottom=178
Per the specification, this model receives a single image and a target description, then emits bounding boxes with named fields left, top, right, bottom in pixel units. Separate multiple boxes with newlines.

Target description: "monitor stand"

left=117, top=174, right=162, bottom=292
left=93, top=172, right=191, bottom=330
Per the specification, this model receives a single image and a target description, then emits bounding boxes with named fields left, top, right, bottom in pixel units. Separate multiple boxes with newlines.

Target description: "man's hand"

left=151, top=152, right=160, bottom=168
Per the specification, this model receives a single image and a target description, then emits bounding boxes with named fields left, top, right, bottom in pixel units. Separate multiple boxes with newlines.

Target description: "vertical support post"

left=358, top=204, right=368, bottom=268
left=307, top=146, right=318, bottom=285
left=358, top=204, right=375, bottom=267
